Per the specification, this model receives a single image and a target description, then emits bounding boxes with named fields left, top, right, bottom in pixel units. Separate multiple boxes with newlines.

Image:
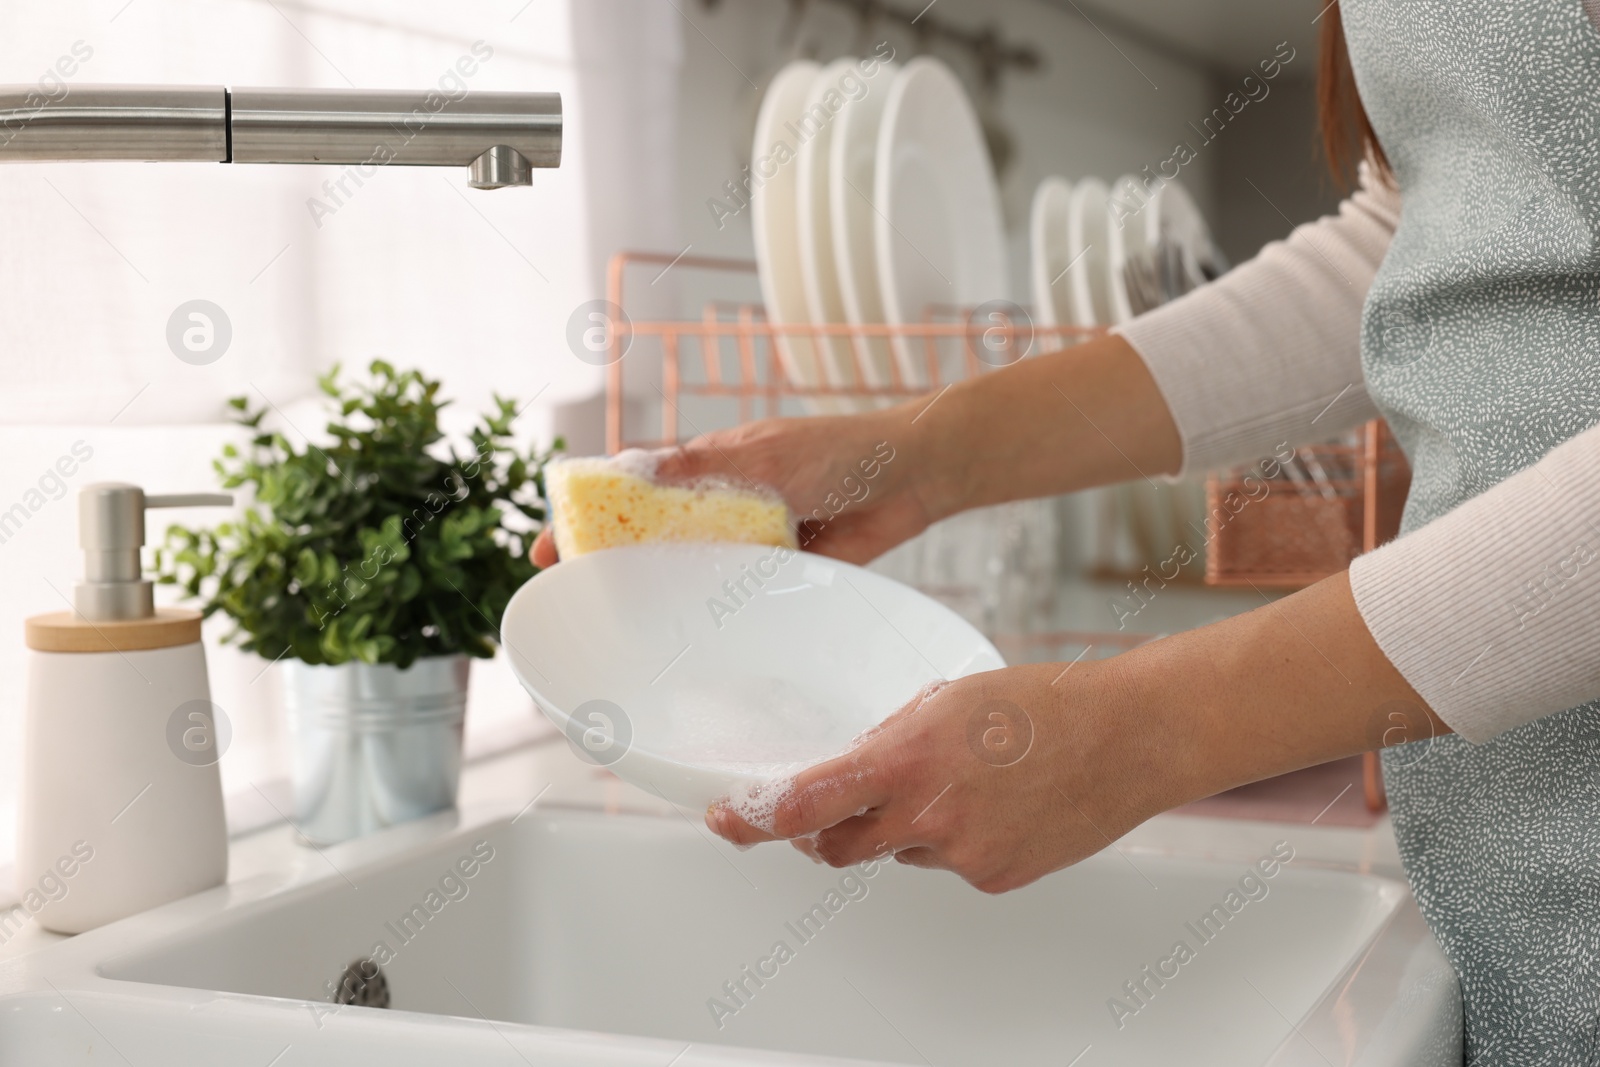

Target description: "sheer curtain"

left=0, top=0, right=683, bottom=860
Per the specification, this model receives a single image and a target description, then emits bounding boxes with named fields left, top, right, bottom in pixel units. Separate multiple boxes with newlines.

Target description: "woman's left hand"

left=706, top=659, right=1192, bottom=894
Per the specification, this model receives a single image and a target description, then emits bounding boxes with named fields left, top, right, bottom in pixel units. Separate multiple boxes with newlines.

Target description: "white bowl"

left=501, top=543, right=1005, bottom=810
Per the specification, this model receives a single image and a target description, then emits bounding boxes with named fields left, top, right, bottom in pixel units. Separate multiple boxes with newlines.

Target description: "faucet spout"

left=0, top=84, right=561, bottom=187
left=470, top=144, right=532, bottom=190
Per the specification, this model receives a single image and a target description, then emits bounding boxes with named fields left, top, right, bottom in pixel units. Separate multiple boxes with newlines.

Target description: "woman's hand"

left=531, top=410, right=945, bottom=568
left=706, top=659, right=1189, bottom=893
left=707, top=573, right=1450, bottom=892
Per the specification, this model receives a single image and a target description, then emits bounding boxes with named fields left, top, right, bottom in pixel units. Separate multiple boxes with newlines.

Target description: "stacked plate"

left=752, top=56, right=1010, bottom=409
left=1030, top=173, right=1227, bottom=332
left=1029, top=173, right=1229, bottom=577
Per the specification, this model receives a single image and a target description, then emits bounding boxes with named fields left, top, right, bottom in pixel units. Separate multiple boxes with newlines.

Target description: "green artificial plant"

left=159, top=360, right=561, bottom=668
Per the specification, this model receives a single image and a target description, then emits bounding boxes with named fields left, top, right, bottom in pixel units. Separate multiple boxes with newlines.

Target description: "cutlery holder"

left=1204, top=420, right=1411, bottom=588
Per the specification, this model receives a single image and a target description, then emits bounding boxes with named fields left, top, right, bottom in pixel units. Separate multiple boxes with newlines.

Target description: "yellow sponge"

left=548, top=452, right=796, bottom=559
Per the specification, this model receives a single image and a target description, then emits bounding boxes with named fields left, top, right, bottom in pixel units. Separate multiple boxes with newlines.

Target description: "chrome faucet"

left=0, top=85, right=560, bottom=189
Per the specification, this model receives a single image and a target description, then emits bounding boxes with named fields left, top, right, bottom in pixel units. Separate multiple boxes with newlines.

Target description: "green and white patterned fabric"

left=1346, top=1, right=1600, bottom=1059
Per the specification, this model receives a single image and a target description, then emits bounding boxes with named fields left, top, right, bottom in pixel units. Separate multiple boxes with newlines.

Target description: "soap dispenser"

left=18, top=483, right=232, bottom=934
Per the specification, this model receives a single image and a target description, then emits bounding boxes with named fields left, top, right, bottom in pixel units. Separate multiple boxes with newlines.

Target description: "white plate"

left=1146, top=177, right=1226, bottom=292
left=796, top=58, right=865, bottom=407
left=1066, top=177, right=1115, bottom=328
left=1145, top=177, right=1207, bottom=249
left=1106, top=173, right=1152, bottom=325
left=830, top=58, right=899, bottom=392
left=874, top=58, right=1008, bottom=387
left=1029, top=176, right=1074, bottom=348
left=752, top=61, right=833, bottom=413
left=501, top=543, right=1005, bottom=810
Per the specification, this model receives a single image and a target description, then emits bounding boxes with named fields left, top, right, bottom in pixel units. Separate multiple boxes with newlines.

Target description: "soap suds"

left=910, top=679, right=950, bottom=714
left=546, top=450, right=658, bottom=488
left=724, top=774, right=798, bottom=835
left=667, top=675, right=948, bottom=838
left=687, top=680, right=897, bottom=836
left=607, top=447, right=666, bottom=480
left=562, top=447, right=789, bottom=507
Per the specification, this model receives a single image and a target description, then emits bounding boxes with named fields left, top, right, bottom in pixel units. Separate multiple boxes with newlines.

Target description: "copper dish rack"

left=603, top=249, right=1405, bottom=813
left=603, top=250, right=1097, bottom=452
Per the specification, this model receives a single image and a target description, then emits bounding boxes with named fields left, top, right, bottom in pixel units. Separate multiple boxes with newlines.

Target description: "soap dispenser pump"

left=18, top=483, right=232, bottom=934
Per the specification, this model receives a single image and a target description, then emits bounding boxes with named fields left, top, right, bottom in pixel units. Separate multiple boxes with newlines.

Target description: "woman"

left=535, top=4, right=1600, bottom=1057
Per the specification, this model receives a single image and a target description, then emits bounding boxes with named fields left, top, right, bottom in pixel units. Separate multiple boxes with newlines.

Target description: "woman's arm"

left=534, top=168, right=1401, bottom=567
left=884, top=154, right=1399, bottom=515
left=708, top=567, right=1450, bottom=891
left=1117, top=164, right=1400, bottom=477
left=908, top=331, right=1183, bottom=517
left=911, top=162, right=1405, bottom=520
left=711, top=420, right=1600, bottom=881
left=532, top=331, right=1182, bottom=567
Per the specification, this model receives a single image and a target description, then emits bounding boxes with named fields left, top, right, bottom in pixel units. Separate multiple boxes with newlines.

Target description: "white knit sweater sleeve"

left=1114, top=165, right=1398, bottom=476
left=1349, top=428, right=1600, bottom=742
left=1113, top=168, right=1600, bottom=742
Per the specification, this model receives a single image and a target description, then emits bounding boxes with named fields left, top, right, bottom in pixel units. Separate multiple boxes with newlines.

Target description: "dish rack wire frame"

left=604, top=250, right=1100, bottom=451
left=603, top=249, right=1388, bottom=812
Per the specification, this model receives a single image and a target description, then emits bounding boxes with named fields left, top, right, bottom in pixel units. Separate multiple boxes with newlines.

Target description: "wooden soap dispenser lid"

left=26, top=608, right=204, bottom=653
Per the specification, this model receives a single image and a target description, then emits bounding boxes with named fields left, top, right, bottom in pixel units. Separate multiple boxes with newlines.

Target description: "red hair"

left=1318, top=3, right=1392, bottom=188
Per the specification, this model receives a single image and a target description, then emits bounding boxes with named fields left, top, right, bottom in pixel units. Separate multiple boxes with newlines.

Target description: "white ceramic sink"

left=0, top=760, right=1460, bottom=1067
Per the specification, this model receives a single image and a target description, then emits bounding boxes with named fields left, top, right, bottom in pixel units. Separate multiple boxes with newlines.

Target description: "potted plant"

left=160, top=360, right=560, bottom=844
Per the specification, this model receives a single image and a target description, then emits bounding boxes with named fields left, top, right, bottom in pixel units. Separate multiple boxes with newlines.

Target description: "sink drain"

left=332, top=958, right=390, bottom=1008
